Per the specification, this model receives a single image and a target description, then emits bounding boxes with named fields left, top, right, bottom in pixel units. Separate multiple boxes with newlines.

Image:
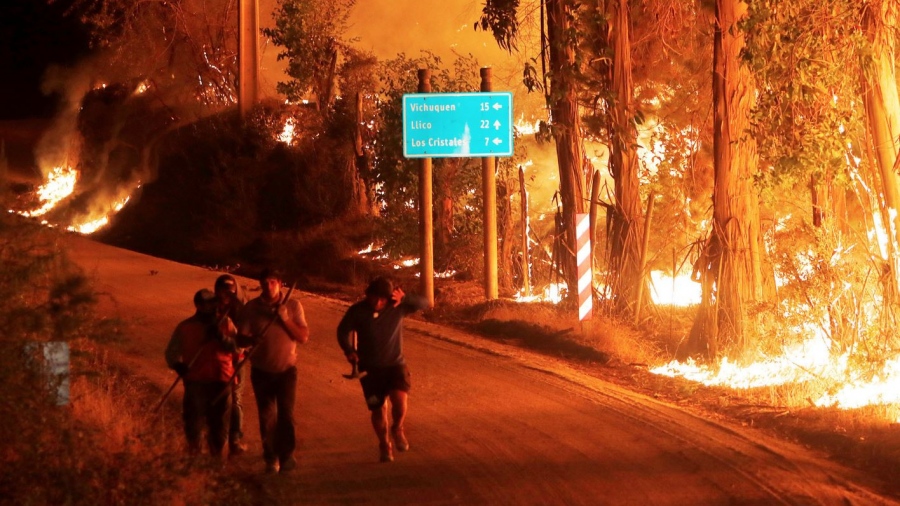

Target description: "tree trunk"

left=318, top=46, right=338, bottom=113
left=353, top=91, right=373, bottom=216
left=547, top=0, right=587, bottom=303
left=499, top=174, right=514, bottom=294
left=694, top=0, right=762, bottom=359
left=860, top=0, right=900, bottom=296
left=435, top=159, right=459, bottom=268
left=605, top=0, right=645, bottom=317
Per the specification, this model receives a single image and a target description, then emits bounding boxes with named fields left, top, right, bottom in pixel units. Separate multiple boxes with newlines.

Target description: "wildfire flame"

left=67, top=195, right=132, bottom=234
left=279, top=117, right=296, bottom=144
left=651, top=337, right=900, bottom=421
left=650, top=271, right=701, bottom=306
left=13, top=165, right=135, bottom=235
left=20, top=166, right=78, bottom=218
left=515, top=282, right=567, bottom=304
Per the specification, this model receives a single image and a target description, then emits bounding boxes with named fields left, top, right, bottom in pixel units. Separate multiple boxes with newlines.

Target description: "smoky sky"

left=257, top=0, right=530, bottom=97
left=0, top=0, right=89, bottom=119
left=0, top=0, right=531, bottom=118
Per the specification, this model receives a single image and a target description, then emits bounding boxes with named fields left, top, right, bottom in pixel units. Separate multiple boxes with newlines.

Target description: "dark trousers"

left=182, top=380, right=230, bottom=456
left=250, top=366, right=297, bottom=464
left=230, top=365, right=246, bottom=442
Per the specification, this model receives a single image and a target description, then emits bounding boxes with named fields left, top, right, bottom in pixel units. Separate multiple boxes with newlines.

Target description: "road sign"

left=403, top=92, right=513, bottom=158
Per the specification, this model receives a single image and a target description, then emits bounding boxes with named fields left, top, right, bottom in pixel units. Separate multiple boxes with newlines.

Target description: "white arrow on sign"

left=493, top=120, right=501, bottom=130
left=492, top=103, right=503, bottom=110
left=492, top=138, right=503, bottom=145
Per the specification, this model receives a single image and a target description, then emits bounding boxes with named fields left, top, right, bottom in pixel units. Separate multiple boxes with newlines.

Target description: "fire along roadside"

left=211, top=282, right=297, bottom=406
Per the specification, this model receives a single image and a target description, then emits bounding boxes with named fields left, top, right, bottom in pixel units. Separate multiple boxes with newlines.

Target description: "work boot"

left=280, top=456, right=298, bottom=474
left=379, top=441, right=394, bottom=463
left=392, top=427, right=409, bottom=452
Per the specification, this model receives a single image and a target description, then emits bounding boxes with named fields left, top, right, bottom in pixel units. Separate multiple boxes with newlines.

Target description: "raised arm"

left=278, top=299, right=309, bottom=344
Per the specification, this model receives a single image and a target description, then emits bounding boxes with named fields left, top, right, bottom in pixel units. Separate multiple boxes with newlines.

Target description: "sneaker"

left=265, top=461, right=280, bottom=474
left=280, top=456, right=298, bottom=474
left=229, top=441, right=247, bottom=456
left=392, top=427, right=409, bottom=452
left=379, top=441, right=394, bottom=463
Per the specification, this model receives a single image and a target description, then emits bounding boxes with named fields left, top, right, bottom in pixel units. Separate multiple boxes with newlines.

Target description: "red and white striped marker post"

left=576, top=213, right=592, bottom=321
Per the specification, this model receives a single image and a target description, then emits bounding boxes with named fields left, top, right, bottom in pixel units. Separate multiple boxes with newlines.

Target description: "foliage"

left=744, top=0, right=866, bottom=190
left=0, top=214, right=152, bottom=503
left=477, top=0, right=521, bottom=52
left=61, top=0, right=240, bottom=108
left=100, top=100, right=358, bottom=268
left=263, top=0, right=357, bottom=106
left=760, top=216, right=900, bottom=367
left=371, top=52, right=483, bottom=264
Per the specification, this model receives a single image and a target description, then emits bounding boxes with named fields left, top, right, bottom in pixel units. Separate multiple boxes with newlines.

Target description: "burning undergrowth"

left=9, top=73, right=166, bottom=233
left=653, top=201, right=900, bottom=424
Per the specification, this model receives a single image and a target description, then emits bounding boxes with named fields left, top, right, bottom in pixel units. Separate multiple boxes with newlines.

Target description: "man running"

left=336, top=276, right=428, bottom=463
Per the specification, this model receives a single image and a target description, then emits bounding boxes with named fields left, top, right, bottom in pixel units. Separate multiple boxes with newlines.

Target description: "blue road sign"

left=403, top=92, right=513, bottom=158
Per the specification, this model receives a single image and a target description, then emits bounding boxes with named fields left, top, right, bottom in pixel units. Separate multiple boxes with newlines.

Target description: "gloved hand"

left=173, top=362, right=189, bottom=377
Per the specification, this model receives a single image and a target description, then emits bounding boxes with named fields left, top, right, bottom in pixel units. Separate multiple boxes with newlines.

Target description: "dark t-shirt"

left=337, top=294, right=427, bottom=370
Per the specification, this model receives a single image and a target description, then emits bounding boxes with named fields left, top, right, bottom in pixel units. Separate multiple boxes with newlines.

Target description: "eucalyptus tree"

left=682, top=0, right=764, bottom=359
left=480, top=0, right=587, bottom=303
left=574, top=1, right=645, bottom=317
left=860, top=0, right=900, bottom=297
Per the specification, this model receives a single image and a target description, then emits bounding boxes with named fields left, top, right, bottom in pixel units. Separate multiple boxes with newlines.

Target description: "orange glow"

left=651, top=338, right=900, bottom=421
left=20, top=166, right=78, bottom=218
left=278, top=117, right=296, bottom=144
left=650, top=271, right=701, bottom=306
left=514, top=282, right=566, bottom=304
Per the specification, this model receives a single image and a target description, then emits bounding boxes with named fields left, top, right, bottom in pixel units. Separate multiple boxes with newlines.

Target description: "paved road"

left=66, top=234, right=898, bottom=505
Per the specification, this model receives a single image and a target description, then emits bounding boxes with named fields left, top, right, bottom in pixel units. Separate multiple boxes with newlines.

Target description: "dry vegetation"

left=0, top=213, right=256, bottom=505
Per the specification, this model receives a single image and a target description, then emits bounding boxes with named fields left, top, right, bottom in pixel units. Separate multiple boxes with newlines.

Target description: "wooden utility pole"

left=481, top=68, right=499, bottom=300
left=418, top=69, right=435, bottom=307
left=238, top=0, right=260, bottom=117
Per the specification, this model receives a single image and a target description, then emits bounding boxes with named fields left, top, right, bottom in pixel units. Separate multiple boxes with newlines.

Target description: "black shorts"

left=360, top=364, right=411, bottom=410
